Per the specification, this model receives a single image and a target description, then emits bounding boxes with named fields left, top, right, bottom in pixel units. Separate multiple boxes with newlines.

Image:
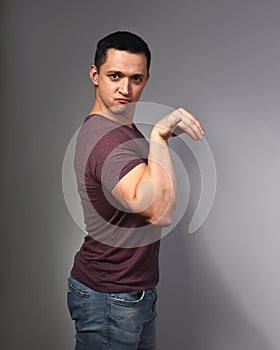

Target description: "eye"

left=109, top=73, right=119, bottom=80
left=132, top=75, right=143, bottom=83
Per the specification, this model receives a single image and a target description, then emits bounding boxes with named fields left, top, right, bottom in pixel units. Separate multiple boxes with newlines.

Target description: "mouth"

left=116, top=98, right=132, bottom=104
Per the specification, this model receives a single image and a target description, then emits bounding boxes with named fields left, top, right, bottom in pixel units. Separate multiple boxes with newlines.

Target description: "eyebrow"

left=107, top=70, right=145, bottom=77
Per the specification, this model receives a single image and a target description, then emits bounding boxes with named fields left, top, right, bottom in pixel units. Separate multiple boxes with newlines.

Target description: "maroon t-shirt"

left=71, top=114, right=161, bottom=292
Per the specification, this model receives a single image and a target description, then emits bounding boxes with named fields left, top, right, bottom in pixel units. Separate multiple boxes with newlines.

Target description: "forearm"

left=137, top=131, right=178, bottom=225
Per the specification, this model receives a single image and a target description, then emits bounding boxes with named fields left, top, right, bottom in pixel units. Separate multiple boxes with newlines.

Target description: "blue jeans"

left=67, top=275, right=157, bottom=350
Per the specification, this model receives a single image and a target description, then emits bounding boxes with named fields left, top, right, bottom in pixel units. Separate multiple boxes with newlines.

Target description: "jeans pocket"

left=67, top=277, right=89, bottom=330
left=110, top=290, right=145, bottom=306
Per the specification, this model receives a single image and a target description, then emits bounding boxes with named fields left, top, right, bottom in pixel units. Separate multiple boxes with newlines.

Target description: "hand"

left=151, top=107, right=205, bottom=141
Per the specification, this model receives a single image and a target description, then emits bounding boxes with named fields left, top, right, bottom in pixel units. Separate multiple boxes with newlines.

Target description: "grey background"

left=1, top=0, right=280, bottom=349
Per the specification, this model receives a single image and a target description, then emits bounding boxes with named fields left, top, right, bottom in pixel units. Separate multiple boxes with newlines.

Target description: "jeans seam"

left=106, top=295, right=112, bottom=349
left=68, top=278, right=90, bottom=298
left=68, top=292, right=88, bottom=329
left=110, top=290, right=145, bottom=305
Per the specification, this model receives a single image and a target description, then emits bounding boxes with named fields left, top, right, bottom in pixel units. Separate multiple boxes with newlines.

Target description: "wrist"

left=150, top=126, right=170, bottom=143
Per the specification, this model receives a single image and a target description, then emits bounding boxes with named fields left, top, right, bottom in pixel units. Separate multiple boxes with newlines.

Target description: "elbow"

left=156, top=217, right=173, bottom=227
left=148, top=216, right=173, bottom=227
left=146, top=210, right=175, bottom=227
left=136, top=188, right=177, bottom=227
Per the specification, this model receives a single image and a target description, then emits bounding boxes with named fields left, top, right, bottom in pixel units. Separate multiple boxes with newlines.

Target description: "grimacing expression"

left=90, top=49, right=150, bottom=115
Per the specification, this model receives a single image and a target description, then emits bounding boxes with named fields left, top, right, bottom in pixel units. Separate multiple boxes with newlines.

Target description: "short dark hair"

left=94, top=31, right=151, bottom=72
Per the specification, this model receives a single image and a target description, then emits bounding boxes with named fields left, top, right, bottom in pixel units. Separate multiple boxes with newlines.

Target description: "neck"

left=89, top=99, right=135, bottom=128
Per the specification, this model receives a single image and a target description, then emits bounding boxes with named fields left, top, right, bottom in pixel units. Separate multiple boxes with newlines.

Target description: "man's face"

left=91, top=48, right=149, bottom=116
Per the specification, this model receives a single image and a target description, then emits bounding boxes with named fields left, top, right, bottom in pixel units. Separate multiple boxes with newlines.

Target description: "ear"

left=142, top=71, right=150, bottom=88
left=89, top=65, right=99, bottom=86
left=145, top=72, right=150, bottom=83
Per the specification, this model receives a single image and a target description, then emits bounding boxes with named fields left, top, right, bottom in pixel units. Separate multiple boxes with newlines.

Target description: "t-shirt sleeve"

left=88, top=126, right=148, bottom=193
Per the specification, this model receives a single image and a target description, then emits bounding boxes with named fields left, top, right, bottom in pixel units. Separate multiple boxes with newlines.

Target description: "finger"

left=177, top=108, right=205, bottom=134
left=177, top=117, right=204, bottom=140
left=167, top=112, right=182, bottom=130
left=174, top=120, right=199, bottom=140
left=182, top=121, right=203, bottom=140
left=184, top=125, right=199, bottom=140
left=188, top=120, right=204, bottom=139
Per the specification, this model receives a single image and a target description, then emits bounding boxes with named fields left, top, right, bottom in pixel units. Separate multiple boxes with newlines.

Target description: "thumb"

left=166, top=111, right=182, bottom=132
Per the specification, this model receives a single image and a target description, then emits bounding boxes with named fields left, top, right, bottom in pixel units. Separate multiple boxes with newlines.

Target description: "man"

left=67, top=31, right=204, bottom=349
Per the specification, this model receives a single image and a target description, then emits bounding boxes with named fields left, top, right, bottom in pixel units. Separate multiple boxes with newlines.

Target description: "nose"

left=119, top=78, right=131, bottom=96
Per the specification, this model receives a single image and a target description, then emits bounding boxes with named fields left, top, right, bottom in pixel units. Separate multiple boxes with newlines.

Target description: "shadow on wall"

left=157, top=227, right=276, bottom=350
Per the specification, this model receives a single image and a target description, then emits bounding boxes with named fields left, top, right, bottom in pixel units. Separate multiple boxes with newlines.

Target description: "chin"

left=110, top=102, right=135, bottom=116
left=110, top=105, right=127, bottom=114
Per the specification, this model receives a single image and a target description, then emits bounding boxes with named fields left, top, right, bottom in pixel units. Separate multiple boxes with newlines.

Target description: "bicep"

left=111, top=163, right=155, bottom=215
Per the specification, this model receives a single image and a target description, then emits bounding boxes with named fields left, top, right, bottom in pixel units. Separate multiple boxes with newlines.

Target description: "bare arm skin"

left=111, top=108, right=205, bottom=226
